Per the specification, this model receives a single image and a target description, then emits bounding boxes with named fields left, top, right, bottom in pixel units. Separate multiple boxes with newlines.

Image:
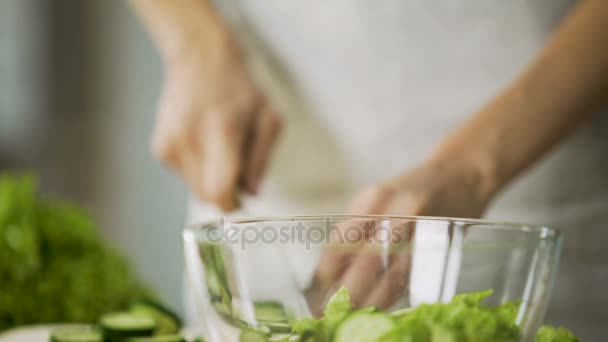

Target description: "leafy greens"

left=0, top=173, right=154, bottom=331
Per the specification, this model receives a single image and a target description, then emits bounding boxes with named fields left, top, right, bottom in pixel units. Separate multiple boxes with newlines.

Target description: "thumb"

left=200, top=112, right=243, bottom=211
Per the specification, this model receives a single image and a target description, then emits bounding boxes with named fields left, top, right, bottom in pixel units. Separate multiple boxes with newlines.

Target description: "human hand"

left=308, top=160, right=495, bottom=312
left=151, top=31, right=281, bottom=211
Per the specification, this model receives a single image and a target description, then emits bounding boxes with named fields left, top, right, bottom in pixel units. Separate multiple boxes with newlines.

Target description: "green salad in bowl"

left=184, top=216, right=572, bottom=342
left=239, top=288, right=578, bottom=342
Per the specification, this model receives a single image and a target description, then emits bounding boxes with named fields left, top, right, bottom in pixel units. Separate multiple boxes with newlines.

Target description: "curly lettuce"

left=0, top=173, right=154, bottom=331
left=283, top=288, right=579, bottom=342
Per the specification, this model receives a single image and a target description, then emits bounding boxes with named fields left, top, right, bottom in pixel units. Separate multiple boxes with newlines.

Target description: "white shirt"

left=191, top=1, right=607, bottom=339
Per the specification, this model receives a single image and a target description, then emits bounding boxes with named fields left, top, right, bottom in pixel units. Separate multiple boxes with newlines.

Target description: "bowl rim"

left=184, top=214, right=562, bottom=241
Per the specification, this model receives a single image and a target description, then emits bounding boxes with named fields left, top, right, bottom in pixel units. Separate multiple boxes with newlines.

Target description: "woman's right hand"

left=151, top=29, right=282, bottom=211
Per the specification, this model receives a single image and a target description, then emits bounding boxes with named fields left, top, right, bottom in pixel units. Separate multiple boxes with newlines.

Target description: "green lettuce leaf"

left=322, top=287, right=352, bottom=329
left=536, top=326, right=580, bottom=342
left=289, top=288, right=579, bottom=342
left=0, top=173, right=155, bottom=331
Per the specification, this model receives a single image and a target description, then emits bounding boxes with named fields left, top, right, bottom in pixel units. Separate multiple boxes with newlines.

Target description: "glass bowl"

left=183, top=215, right=562, bottom=342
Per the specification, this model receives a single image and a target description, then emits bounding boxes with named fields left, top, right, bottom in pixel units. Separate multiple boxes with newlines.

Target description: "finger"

left=150, top=79, right=183, bottom=167
left=333, top=219, right=398, bottom=307
left=150, top=130, right=180, bottom=171
left=311, top=219, right=373, bottom=289
left=199, top=111, right=243, bottom=211
left=178, top=137, right=206, bottom=201
left=358, top=214, right=416, bottom=310
left=336, top=245, right=385, bottom=307
left=361, top=249, right=412, bottom=309
left=307, top=218, right=373, bottom=313
left=333, top=218, right=414, bottom=309
left=307, top=250, right=353, bottom=316
left=243, top=103, right=282, bottom=194
left=150, top=96, right=205, bottom=199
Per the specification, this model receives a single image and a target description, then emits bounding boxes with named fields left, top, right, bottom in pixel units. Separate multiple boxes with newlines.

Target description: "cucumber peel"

left=239, top=328, right=271, bottom=342
left=334, top=313, right=396, bottom=342
left=130, top=300, right=181, bottom=335
left=126, top=335, right=186, bottom=342
left=99, top=312, right=156, bottom=341
left=50, top=325, right=102, bottom=342
left=253, top=301, right=291, bottom=334
left=282, top=288, right=580, bottom=342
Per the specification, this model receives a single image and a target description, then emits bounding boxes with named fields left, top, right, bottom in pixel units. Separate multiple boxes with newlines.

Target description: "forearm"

left=433, top=0, right=608, bottom=199
left=129, top=0, right=230, bottom=63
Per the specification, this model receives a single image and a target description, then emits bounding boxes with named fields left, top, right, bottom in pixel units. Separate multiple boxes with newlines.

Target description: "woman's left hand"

left=347, top=160, right=492, bottom=219
left=309, top=159, right=496, bottom=312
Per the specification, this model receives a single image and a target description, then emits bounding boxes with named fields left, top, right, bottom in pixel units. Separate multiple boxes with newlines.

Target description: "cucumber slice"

left=50, top=325, right=102, bottom=342
left=126, top=335, right=186, bottom=342
left=191, top=338, right=207, bottom=342
left=259, top=321, right=291, bottom=335
left=334, top=313, right=396, bottom=342
left=253, top=301, right=291, bottom=334
left=100, top=312, right=157, bottom=342
left=239, top=329, right=269, bottom=342
left=254, top=301, right=287, bottom=321
left=200, top=244, right=233, bottom=318
left=130, top=300, right=181, bottom=335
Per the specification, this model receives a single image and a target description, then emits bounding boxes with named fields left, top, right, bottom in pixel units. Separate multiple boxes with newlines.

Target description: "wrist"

left=428, top=148, right=502, bottom=204
left=148, top=0, right=236, bottom=68
left=161, top=24, right=234, bottom=65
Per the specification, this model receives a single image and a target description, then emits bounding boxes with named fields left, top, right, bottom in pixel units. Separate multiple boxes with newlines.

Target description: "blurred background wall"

left=0, top=0, right=187, bottom=314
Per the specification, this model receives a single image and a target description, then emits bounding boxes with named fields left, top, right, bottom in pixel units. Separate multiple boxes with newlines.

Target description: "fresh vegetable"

left=0, top=173, right=157, bottom=331
left=199, top=244, right=232, bottom=318
left=49, top=325, right=103, bottom=342
left=130, top=300, right=182, bottom=335
left=99, top=312, right=156, bottom=341
left=253, top=301, right=292, bottom=334
left=320, top=288, right=351, bottom=330
left=50, top=311, right=187, bottom=342
left=239, top=329, right=270, bottom=342
left=535, top=325, right=581, bottom=342
left=334, top=312, right=395, bottom=342
left=126, top=335, right=186, bottom=342
left=249, top=288, right=580, bottom=342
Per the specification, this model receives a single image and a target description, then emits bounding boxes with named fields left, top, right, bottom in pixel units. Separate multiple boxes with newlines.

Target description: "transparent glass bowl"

left=183, top=215, right=562, bottom=341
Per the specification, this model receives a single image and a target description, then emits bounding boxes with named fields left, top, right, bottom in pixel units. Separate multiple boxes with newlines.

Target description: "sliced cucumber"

left=269, top=335, right=299, bottom=342
left=260, top=321, right=291, bottom=334
left=126, top=335, right=186, bottom=342
left=253, top=301, right=291, bottom=334
left=200, top=244, right=233, bottom=318
left=50, top=325, right=102, bottom=342
left=334, top=312, right=396, bottom=342
left=130, top=300, right=181, bottom=335
left=100, top=312, right=156, bottom=342
left=239, top=329, right=269, bottom=342
left=254, top=301, right=287, bottom=321
left=191, top=338, right=207, bottom=342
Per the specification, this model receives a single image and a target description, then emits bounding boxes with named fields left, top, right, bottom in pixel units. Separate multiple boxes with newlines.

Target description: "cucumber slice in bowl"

left=254, top=301, right=287, bottom=322
left=253, top=301, right=291, bottom=334
left=334, top=313, right=396, bottom=342
left=239, top=329, right=270, bottom=342
left=100, top=312, right=156, bottom=342
left=50, top=325, right=103, bottom=342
